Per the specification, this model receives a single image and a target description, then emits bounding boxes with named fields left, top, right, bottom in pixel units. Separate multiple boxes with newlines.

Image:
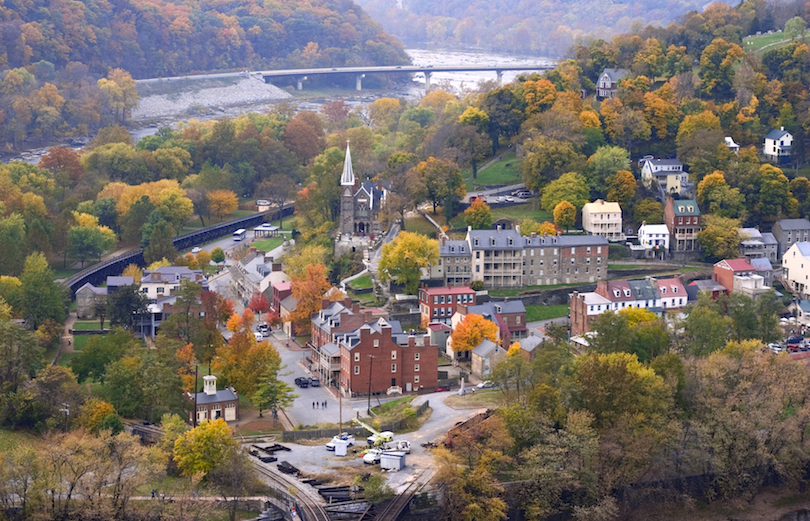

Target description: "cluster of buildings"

left=75, top=266, right=208, bottom=339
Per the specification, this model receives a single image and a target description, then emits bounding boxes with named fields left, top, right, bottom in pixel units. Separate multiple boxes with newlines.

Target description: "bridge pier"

left=355, top=73, right=365, bottom=91
left=296, top=76, right=307, bottom=90
left=425, top=71, right=432, bottom=92
left=496, top=70, right=503, bottom=85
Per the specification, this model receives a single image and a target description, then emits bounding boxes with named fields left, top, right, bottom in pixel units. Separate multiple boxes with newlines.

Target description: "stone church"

left=339, top=142, right=388, bottom=237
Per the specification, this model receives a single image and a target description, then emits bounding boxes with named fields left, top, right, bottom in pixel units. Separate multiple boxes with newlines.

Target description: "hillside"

left=0, top=0, right=410, bottom=79
left=355, top=0, right=792, bottom=57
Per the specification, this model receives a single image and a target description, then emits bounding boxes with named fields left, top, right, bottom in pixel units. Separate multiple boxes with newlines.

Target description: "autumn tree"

left=289, top=264, right=332, bottom=332
left=252, top=357, right=297, bottom=425
left=143, top=220, right=178, bottom=265
left=207, top=190, right=238, bottom=221
left=606, top=170, right=636, bottom=208
left=257, top=174, right=296, bottom=227
left=633, top=198, right=663, bottom=224
left=698, top=215, right=742, bottom=261
left=211, top=246, right=226, bottom=265
left=521, top=136, right=586, bottom=192
left=173, top=418, right=238, bottom=476
left=585, top=146, right=630, bottom=192
left=378, top=231, right=439, bottom=294
left=519, top=219, right=557, bottom=236
left=282, top=244, right=331, bottom=279
left=553, top=201, right=576, bottom=230
left=541, top=172, right=590, bottom=213
left=411, top=157, right=466, bottom=214
left=450, top=313, right=499, bottom=354
left=249, top=292, right=270, bottom=321
left=464, top=199, right=493, bottom=229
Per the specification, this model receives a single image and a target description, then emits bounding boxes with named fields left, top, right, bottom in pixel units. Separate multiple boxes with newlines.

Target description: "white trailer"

left=380, top=451, right=406, bottom=471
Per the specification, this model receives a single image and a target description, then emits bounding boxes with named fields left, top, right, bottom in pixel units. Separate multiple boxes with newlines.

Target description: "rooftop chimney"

left=440, top=236, right=446, bottom=247
left=531, top=232, right=537, bottom=238
left=203, top=375, right=217, bottom=396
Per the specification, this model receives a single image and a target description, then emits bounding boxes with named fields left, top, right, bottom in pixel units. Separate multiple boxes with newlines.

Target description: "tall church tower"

left=339, top=142, right=356, bottom=236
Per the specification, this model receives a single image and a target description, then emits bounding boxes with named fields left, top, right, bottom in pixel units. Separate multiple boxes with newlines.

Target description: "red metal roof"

left=717, top=258, right=754, bottom=272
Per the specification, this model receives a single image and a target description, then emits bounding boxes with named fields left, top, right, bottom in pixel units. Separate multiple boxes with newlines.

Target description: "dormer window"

left=495, top=305, right=501, bottom=313
left=460, top=246, right=465, bottom=252
left=672, top=286, right=678, bottom=293
left=490, top=238, right=496, bottom=246
left=624, top=289, right=631, bottom=297
left=660, top=287, right=666, bottom=294
left=450, top=246, right=455, bottom=253
left=614, top=290, right=620, bottom=297
left=474, top=238, right=479, bottom=247
left=688, top=206, right=694, bottom=212
left=508, top=238, right=513, bottom=246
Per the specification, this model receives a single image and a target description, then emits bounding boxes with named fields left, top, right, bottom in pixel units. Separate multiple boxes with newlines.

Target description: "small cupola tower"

left=203, top=375, right=217, bottom=396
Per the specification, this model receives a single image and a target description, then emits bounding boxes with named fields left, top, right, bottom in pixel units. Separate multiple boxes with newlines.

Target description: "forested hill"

left=0, top=0, right=410, bottom=79
left=355, top=0, right=788, bottom=56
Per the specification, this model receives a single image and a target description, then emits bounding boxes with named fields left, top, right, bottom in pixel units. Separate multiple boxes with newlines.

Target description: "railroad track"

left=250, top=462, right=331, bottom=521
left=363, top=469, right=428, bottom=521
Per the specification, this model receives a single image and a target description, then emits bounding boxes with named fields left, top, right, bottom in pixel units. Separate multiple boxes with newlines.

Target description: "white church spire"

left=340, top=141, right=355, bottom=186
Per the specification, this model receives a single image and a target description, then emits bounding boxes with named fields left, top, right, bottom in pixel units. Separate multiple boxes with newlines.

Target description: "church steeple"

left=340, top=141, right=355, bottom=186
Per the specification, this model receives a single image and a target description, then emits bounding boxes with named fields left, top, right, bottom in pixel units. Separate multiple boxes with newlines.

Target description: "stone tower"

left=339, top=142, right=356, bottom=236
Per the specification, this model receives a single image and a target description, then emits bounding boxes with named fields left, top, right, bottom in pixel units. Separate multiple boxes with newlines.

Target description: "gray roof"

left=280, top=295, right=298, bottom=311
left=520, top=334, right=542, bottom=353
left=643, top=158, right=683, bottom=168
left=628, top=279, right=660, bottom=301
left=691, top=279, right=726, bottom=292
left=107, top=276, right=134, bottom=287
left=472, top=339, right=499, bottom=357
left=766, top=128, right=791, bottom=140
left=523, top=234, right=609, bottom=247
left=750, top=258, right=773, bottom=271
left=77, top=282, right=107, bottom=295
left=600, top=68, right=630, bottom=82
left=143, top=266, right=202, bottom=284
left=321, top=342, right=340, bottom=356
left=469, top=229, right=522, bottom=250
left=777, top=219, right=810, bottom=231
left=357, top=180, right=387, bottom=210
left=194, top=388, right=238, bottom=404
left=440, top=240, right=472, bottom=257
left=761, top=232, right=777, bottom=245
left=739, top=228, right=762, bottom=240
left=466, top=300, right=525, bottom=317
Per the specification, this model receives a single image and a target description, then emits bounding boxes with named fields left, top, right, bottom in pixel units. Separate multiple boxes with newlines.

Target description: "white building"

left=782, top=242, right=810, bottom=299
left=582, top=200, right=623, bottom=241
left=640, top=156, right=691, bottom=197
left=596, top=68, right=629, bottom=98
left=638, top=223, right=670, bottom=254
left=140, top=266, right=206, bottom=302
left=764, top=127, right=793, bottom=163
left=725, top=136, right=740, bottom=153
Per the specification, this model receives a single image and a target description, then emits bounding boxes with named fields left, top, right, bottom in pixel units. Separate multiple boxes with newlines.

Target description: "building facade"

left=228, top=251, right=287, bottom=307
left=638, top=223, right=670, bottom=258
left=664, top=198, right=701, bottom=253
left=418, top=284, right=476, bottom=326
left=596, top=68, right=629, bottom=98
left=640, top=157, right=691, bottom=197
left=582, top=199, right=623, bottom=241
left=434, top=238, right=472, bottom=287
left=187, top=375, right=239, bottom=424
left=739, top=228, right=778, bottom=263
left=140, top=267, right=206, bottom=302
left=339, top=143, right=388, bottom=237
left=772, top=219, right=810, bottom=258
left=448, top=300, right=528, bottom=358
left=75, top=276, right=134, bottom=319
left=782, top=242, right=810, bottom=299
left=764, top=127, right=793, bottom=164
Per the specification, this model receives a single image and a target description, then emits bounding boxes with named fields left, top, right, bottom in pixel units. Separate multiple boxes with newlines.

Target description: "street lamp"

left=366, top=355, right=376, bottom=415
left=58, top=403, right=70, bottom=432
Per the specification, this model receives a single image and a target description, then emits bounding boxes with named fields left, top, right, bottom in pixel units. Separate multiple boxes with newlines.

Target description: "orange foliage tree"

left=290, top=264, right=332, bottom=333
left=450, top=313, right=499, bottom=353
left=213, top=309, right=280, bottom=397
left=207, top=189, right=238, bottom=221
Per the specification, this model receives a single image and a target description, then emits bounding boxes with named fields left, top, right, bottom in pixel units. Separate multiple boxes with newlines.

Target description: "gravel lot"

left=132, top=78, right=291, bottom=119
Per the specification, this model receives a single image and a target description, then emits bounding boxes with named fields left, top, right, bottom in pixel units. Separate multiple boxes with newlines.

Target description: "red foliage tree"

left=249, top=291, right=270, bottom=320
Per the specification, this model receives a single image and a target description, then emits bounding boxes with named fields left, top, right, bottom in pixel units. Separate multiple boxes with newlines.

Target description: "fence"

left=281, top=400, right=430, bottom=442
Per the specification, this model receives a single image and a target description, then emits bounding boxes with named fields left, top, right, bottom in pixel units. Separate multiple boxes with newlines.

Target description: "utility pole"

left=366, top=354, right=375, bottom=415
left=59, top=403, right=70, bottom=432
left=193, top=363, right=199, bottom=428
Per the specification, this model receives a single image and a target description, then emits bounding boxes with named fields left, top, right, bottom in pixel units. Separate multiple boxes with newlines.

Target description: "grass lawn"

left=744, top=32, right=792, bottom=53
left=52, top=267, right=81, bottom=279
left=371, top=395, right=414, bottom=417
left=72, top=335, right=96, bottom=351
left=351, top=292, right=378, bottom=305
left=58, top=352, right=76, bottom=366
left=466, top=151, right=521, bottom=190
left=608, top=264, right=651, bottom=270
left=251, top=237, right=284, bottom=252
left=525, top=304, right=569, bottom=322
left=72, top=321, right=103, bottom=331
left=0, top=429, right=41, bottom=451
left=445, top=389, right=504, bottom=409
left=296, top=334, right=311, bottom=346
left=350, top=274, right=372, bottom=289
left=404, top=214, right=440, bottom=238
left=452, top=203, right=551, bottom=229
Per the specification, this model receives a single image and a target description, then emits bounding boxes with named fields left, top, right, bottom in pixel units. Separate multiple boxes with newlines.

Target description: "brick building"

left=418, top=284, right=476, bottom=326
left=522, top=234, right=608, bottom=286
left=338, top=318, right=438, bottom=396
left=186, top=375, right=239, bottom=424
left=271, top=281, right=292, bottom=318
left=448, top=300, right=528, bottom=359
left=664, top=198, right=701, bottom=253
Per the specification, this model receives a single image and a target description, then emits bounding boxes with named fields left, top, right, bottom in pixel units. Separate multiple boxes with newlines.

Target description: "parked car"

left=383, top=439, right=411, bottom=453
left=191, top=247, right=202, bottom=254
left=326, top=433, right=355, bottom=450
left=294, top=377, right=309, bottom=388
left=435, top=387, right=449, bottom=392
left=363, top=448, right=383, bottom=464
left=768, top=343, right=785, bottom=354
left=504, top=196, right=515, bottom=202
left=477, top=380, right=495, bottom=389
left=309, top=377, right=320, bottom=387
left=253, top=332, right=264, bottom=342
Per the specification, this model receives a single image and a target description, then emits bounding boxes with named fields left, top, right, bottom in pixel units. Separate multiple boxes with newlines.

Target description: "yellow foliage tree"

left=121, top=264, right=142, bottom=284
left=78, top=398, right=116, bottom=432
left=173, top=418, right=238, bottom=476
left=618, top=307, right=658, bottom=328
left=518, top=219, right=557, bottom=236
left=553, top=200, right=576, bottom=230
left=207, top=189, right=239, bottom=221
left=451, top=313, right=499, bottom=353
left=146, top=258, right=171, bottom=270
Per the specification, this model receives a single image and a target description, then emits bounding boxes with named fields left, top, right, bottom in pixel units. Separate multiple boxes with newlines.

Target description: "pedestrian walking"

left=323, top=401, right=327, bottom=408
left=68, top=338, right=72, bottom=346
left=312, top=401, right=315, bottom=409
left=151, top=490, right=155, bottom=499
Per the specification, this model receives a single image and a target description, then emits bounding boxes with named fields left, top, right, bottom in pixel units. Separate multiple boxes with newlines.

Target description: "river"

left=6, top=48, right=554, bottom=162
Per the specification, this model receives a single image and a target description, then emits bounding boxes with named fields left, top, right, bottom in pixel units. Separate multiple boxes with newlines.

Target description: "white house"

left=638, top=223, right=670, bottom=258
left=582, top=200, right=623, bottom=241
left=140, top=266, right=206, bottom=302
left=640, top=156, right=691, bottom=197
left=782, top=242, right=810, bottom=299
left=725, top=136, right=740, bottom=153
left=596, top=68, right=629, bottom=98
left=764, top=127, right=793, bottom=164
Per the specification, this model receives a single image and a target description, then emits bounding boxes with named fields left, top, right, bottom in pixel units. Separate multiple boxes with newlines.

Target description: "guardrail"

left=62, top=206, right=293, bottom=298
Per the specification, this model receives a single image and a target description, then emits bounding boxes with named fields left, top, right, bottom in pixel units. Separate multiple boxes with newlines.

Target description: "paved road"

left=462, top=183, right=528, bottom=202
left=136, top=71, right=250, bottom=84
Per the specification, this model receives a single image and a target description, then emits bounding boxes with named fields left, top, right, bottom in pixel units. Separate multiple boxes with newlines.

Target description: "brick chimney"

left=362, top=309, right=373, bottom=322
left=439, top=236, right=446, bottom=246
left=596, top=279, right=609, bottom=297
left=351, top=302, right=360, bottom=314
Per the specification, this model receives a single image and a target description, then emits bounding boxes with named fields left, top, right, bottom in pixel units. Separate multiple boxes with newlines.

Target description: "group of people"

left=312, top=401, right=327, bottom=409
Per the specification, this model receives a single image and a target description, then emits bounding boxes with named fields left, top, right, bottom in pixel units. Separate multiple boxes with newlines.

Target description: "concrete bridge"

left=252, top=64, right=554, bottom=91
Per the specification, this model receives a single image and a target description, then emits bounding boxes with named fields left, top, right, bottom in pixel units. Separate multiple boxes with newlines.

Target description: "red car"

left=435, top=387, right=449, bottom=392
